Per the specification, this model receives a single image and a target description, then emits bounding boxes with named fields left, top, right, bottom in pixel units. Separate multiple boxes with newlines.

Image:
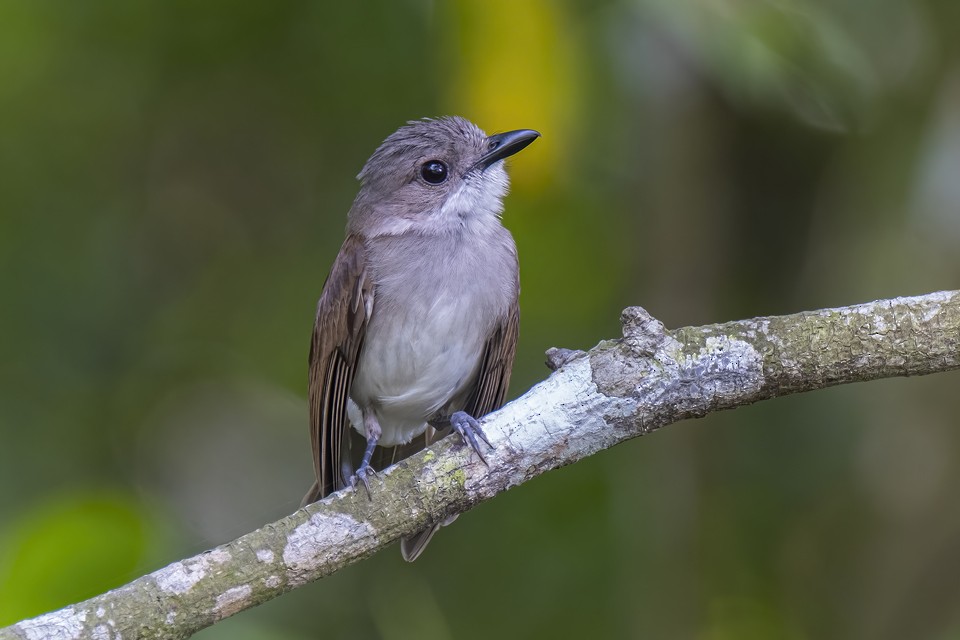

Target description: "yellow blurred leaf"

left=443, top=0, right=581, bottom=188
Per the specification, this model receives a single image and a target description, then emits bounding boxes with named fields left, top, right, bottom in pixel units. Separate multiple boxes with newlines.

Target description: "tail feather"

left=300, top=479, right=322, bottom=508
left=400, top=515, right=459, bottom=562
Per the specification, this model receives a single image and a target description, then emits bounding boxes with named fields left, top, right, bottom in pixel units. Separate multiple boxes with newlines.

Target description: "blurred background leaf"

left=1, top=0, right=960, bottom=638
left=0, top=491, right=159, bottom=624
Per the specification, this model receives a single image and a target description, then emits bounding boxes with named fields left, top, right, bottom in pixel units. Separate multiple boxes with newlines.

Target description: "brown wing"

left=462, top=301, right=520, bottom=419
left=302, top=234, right=371, bottom=505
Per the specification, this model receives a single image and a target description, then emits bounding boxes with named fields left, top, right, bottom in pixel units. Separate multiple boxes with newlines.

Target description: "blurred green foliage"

left=2, top=0, right=960, bottom=638
left=0, top=492, right=153, bottom=623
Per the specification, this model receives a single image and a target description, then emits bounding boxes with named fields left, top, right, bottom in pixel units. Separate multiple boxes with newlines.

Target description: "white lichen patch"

left=495, top=358, right=595, bottom=443
left=283, top=512, right=376, bottom=585
left=18, top=607, right=86, bottom=640
left=867, top=312, right=890, bottom=334
left=153, top=562, right=205, bottom=595
left=256, top=548, right=275, bottom=563
left=95, top=607, right=105, bottom=618
left=922, top=303, right=942, bottom=323
left=264, top=575, right=281, bottom=589
left=213, top=584, right=253, bottom=620
left=919, top=292, right=953, bottom=322
left=153, top=548, right=232, bottom=595
left=702, top=336, right=763, bottom=375
left=208, top=548, right=231, bottom=564
left=660, top=335, right=765, bottom=402
left=743, top=318, right=771, bottom=338
left=91, top=624, right=113, bottom=640
left=476, top=356, right=620, bottom=488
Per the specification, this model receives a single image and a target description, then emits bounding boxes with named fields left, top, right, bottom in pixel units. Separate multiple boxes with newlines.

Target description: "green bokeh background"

left=2, top=1, right=960, bottom=638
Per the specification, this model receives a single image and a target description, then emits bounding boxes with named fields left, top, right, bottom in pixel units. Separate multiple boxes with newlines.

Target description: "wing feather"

left=303, top=234, right=370, bottom=504
left=463, top=302, right=520, bottom=420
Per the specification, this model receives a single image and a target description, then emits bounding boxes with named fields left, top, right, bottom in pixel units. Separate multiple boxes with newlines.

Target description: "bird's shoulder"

left=312, top=234, right=372, bottom=357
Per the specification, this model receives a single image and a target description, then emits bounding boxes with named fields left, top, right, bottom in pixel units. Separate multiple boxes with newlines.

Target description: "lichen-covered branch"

left=3, top=290, right=959, bottom=640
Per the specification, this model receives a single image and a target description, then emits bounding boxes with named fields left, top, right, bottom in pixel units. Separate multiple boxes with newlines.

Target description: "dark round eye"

left=420, top=160, right=448, bottom=184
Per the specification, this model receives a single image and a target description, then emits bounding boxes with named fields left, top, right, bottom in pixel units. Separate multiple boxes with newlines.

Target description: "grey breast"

left=348, top=227, right=518, bottom=445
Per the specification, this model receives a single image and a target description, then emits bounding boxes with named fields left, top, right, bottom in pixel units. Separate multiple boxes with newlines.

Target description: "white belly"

left=350, top=296, right=489, bottom=446
left=348, top=226, right=518, bottom=447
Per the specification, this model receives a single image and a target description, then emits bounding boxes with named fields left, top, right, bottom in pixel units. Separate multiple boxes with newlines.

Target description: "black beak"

left=476, top=129, right=541, bottom=171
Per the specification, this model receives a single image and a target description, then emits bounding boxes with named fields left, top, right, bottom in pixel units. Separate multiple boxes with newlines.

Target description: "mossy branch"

left=3, top=290, right=958, bottom=640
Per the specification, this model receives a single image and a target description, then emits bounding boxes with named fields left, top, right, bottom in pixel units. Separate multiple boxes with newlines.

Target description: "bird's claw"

left=450, top=411, right=494, bottom=465
left=349, top=464, right=378, bottom=500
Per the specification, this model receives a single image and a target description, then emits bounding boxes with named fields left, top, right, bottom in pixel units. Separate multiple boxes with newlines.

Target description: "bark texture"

left=3, top=290, right=958, bottom=640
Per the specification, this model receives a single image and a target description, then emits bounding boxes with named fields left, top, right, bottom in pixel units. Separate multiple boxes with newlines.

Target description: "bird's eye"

left=420, top=160, right=448, bottom=184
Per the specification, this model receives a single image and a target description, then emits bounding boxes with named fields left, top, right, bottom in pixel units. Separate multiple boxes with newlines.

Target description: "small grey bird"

left=301, top=116, right=539, bottom=561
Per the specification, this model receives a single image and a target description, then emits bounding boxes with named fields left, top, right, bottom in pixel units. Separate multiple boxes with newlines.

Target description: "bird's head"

left=348, top=117, right=539, bottom=237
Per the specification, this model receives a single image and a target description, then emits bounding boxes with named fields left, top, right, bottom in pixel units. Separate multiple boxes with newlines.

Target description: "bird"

left=301, top=116, right=539, bottom=561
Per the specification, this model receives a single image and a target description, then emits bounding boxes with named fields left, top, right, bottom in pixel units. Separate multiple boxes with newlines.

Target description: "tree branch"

left=4, top=290, right=959, bottom=640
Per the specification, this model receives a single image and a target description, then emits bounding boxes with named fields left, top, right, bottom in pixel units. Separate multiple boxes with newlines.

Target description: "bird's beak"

left=476, top=129, right=541, bottom=171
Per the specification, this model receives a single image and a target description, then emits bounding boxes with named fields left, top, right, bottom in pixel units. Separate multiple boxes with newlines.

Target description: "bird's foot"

left=450, top=411, right=494, bottom=465
left=349, top=463, right=378, bottom=500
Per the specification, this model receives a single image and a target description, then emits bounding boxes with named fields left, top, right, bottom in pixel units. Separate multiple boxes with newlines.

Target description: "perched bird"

left=301, top=116, right=539, bottom=561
